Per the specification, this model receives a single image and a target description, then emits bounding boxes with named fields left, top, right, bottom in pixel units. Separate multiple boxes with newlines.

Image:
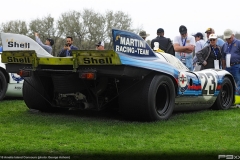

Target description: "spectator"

left=58, top=36, right=78, bottom=57
left=35, top=32, right=54, bottom=55
left=139, top=30, right=149, bottom=40
left=95, top=41, right=105, bottom=50
left=203, top=28, right=225, bottom=47
left=192, top=32, right=206, bottom=65
left=196, top=34, right=222, bottom=70
left=222, top=29, right=240, bottom=94
left=151, top=28, right=175, bottom=56
left=173, top=25, right=196, bottom=71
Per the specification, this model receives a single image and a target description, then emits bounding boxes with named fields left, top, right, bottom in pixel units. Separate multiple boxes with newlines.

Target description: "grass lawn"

left=0, top=99, right=240, bottom=160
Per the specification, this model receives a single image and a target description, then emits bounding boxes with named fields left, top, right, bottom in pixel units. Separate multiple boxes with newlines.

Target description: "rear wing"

left=1, top=50, right=122, bottom=71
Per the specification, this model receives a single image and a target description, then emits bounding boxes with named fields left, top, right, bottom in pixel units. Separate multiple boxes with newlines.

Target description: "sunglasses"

left=209, top=39, right=216, bottom=41
left=206, top=32, right=211, bottom=35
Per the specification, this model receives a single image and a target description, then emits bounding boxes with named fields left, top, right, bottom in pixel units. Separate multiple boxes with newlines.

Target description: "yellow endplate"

left=1, top=50, right=36, bottom=64
left=234, top=95, right=240, bottom=104
left=1, top=50, right=122, bottom=66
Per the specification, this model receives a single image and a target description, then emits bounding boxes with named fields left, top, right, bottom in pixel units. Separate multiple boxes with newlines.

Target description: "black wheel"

left=212, top=77, right=233, bottom=110
left=119, top=74, right=175, bottom=121
left=23, top=72, right=55, bottom=112
left=0, top=71, right=8, bottom=100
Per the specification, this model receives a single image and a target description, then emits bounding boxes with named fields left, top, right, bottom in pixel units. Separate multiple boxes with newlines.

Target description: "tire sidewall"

left=0, top=71, right=7, bottom=100
left=216, top=77, right=233, bottom=110
left=148, top=75, right=175, bottom=120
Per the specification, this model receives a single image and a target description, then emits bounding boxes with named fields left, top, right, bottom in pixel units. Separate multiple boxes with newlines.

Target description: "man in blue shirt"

left=58, top=36, right=78, bottom=57
left=222, top=29, right=240, bottom=95
left=204, top=28, right=225, bottom=47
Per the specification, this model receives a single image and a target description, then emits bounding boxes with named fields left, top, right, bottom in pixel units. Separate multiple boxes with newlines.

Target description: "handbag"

left=194, top=62, right=202, bottom=71
left=193, top=46, right=212, bottom=71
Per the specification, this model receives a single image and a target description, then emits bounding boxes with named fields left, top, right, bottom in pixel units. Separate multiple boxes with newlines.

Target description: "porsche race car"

left=0, top=30, right=236, bottom=121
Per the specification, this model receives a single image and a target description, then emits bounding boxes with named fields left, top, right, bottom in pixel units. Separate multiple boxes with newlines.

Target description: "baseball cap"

left=223, top=29, right=233, bottom=39
left=139, top=30, right=150, bottom=38
left=209, top=34, right=217, bottom=39
left=193, top=32, right=203, bottom=39
left=179, top=25, right=187, bottom=34
left=47, top=38, right=54, bottom=46
left=157, top=28, right=164, bottom=33
left=205, top=28, right=214, bottom=33
left=96, top=41, right=104, bottom=47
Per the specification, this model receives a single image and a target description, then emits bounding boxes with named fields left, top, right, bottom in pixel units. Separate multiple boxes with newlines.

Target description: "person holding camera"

left=58, top=36, right=78, bottom=57
left=35, top=32, right=54, bottom=55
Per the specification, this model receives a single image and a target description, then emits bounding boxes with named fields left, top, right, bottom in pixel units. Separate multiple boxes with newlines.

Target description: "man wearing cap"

left=151, top=28, right=175, bottom=56
left=58, top=36, right=78, bottom=57
left=192, top=32, right=206, bottom=65
left=204, top=28, right=225, bottom=47
left=222, top=29, right=240, bottom=94
left=96, top=41, right=105, bottom=50
left=196, top=34, right=222, bottom=70
left=139, top=30, right=149, bottom=40
left=173, top=25, right=196, bottom=71
left=35, top=32, right=54, bottom=55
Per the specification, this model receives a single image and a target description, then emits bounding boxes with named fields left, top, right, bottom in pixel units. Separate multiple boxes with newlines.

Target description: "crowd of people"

left=34, top=33, right=104, bottom=56
left=139, top=26, right=240, bottom=94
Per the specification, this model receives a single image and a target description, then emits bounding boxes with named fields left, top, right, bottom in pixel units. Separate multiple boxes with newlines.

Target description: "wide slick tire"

left=119, top=74, right=175, bottom=121
left=0, top=71, right=7, bottom=100
left=212, top=77, right=233, bottom=110
left=23, top=73, right=54, bottom=112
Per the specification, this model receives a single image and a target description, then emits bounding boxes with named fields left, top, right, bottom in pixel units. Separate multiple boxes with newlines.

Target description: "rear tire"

left=23, top=73, right=55, bottom=112
left=119, top=74, right=175, bottom=121
left=0, top=71, right=7, bottom=100
left=212, top=77, right=233, bottom=110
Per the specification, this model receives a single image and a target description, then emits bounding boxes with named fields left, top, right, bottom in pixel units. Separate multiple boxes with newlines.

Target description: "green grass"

left=0, top=99, right=240, bottom=160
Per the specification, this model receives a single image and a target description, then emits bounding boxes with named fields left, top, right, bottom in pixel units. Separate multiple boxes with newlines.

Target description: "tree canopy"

left=0, top=9, right=142, bottom=56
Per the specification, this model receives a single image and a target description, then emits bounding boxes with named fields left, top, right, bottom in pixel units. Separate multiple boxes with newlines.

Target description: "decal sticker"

left=198, top=72, right=217, bottom=100
left=112, top=29, right=156, bottom=57
left=11, top=73, right=23, bottom=83
left=178, top=72, right=188, bottom=92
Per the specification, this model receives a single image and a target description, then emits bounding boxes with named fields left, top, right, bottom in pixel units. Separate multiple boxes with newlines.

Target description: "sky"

left=1, top=0, right=239, bottom=41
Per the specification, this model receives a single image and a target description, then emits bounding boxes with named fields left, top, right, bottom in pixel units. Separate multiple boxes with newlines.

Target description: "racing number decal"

left=198, top=72, right=216, bottom=95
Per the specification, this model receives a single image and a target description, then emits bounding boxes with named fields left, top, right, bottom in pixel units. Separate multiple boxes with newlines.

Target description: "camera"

left=65, top=44, right=69, bottom=47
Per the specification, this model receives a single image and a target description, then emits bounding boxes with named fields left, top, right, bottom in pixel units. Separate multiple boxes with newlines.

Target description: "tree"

left=0, top=9, right=142, bottom=53
left=0, top=20, right=28, bottom=35
left=104, top=10, right=134, bottom=50
left=28, top=15, right=58, bottom=55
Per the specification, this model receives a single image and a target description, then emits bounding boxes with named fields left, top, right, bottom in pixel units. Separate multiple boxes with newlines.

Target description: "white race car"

left=0, top=46, right=23, bottom=100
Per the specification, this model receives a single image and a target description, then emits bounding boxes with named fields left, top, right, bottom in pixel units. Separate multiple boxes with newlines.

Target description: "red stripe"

left=187, top=85, right=201, bottom=90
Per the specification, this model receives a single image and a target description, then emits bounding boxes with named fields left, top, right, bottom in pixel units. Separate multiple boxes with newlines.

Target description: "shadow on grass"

left=26, top=106, right=218, bottom=123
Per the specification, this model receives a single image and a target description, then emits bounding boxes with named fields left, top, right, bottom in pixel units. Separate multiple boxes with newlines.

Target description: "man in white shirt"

left=173, top=25, right=196, bottom=71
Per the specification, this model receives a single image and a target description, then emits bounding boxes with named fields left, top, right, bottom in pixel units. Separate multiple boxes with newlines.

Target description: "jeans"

left=175, top=54, right=193, bottom=71
left=226, top=64, right=240, bottom=95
